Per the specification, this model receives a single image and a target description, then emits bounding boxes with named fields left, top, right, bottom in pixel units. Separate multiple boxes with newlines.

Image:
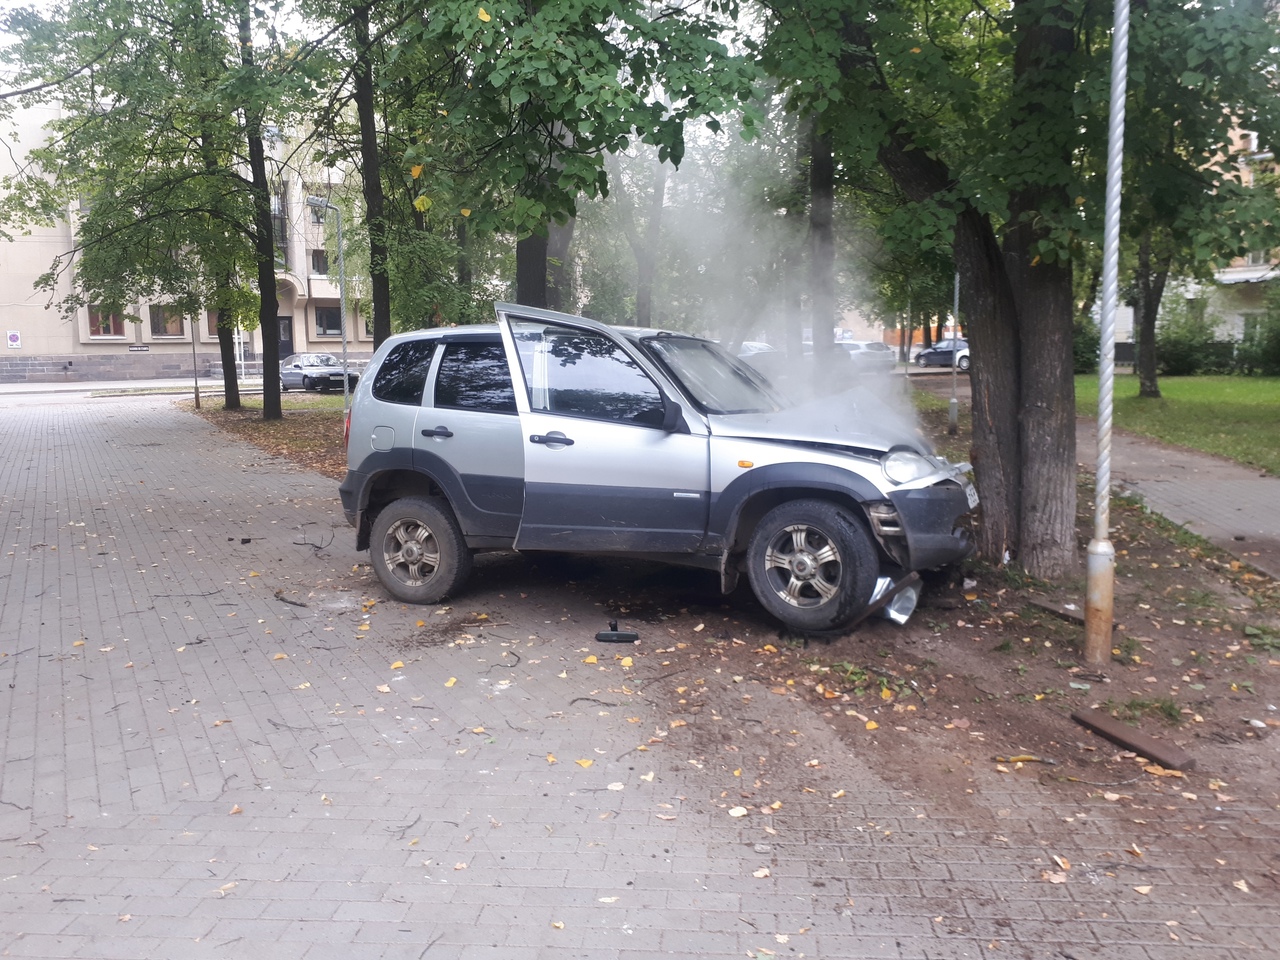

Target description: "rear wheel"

left=369, top=497, right=472, bottom=604
left=280, top=377, right=289, bottom=392
left=746, top=499, right=879, bottom=633
left=957, top=355, right=970, bottom=371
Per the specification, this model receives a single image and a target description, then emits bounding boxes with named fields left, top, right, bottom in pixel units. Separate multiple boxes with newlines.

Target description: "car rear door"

left=412, top=334, right=525, bottom=540
left=497, top=309, right=710, bottom=554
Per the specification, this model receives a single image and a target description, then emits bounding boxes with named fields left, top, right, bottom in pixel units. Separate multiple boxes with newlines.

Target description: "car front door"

left=498, top=312, right=710, bottom=554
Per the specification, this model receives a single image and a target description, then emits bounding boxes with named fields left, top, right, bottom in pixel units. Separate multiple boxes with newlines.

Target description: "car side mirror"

left=660, top=393, right=685, bottom=434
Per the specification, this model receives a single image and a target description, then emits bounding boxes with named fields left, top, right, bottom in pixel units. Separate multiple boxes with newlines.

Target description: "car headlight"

left=881, top=449, right=935, bottom=484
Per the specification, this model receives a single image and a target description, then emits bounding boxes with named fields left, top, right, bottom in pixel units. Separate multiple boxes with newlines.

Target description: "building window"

left=149, top=304, right=184, bottom=338
left=315, top=305, right=342, bottom=337
left=363, top=311, right=374, bottom=338
left=89, top=307, right=124, bottom=337
left=310, top=249, right=329, bottom=275
left=206, top=310, right=221, bottom=337
left=1245, top=248, right=1270, bottom=266
left=310, top=205, right=325, bottom=225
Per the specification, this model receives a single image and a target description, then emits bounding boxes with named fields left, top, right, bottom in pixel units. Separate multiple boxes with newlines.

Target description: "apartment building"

left=0, top=103, right=370, bottom=383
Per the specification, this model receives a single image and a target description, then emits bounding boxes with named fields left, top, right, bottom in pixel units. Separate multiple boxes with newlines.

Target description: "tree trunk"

left=516, top=231, right=547, bottom=307
left=240, top=5, right=280, bottom=421
left=1134, top=230, right=1170, bottom=398
left=1003, top=2, right=1078, bottom=579
left=353, top=5, right=392, bottom=347
left=808, top=126, right=836, bottom=353
left=635, top=159, right=666, bottom=326
left=878, top=131, right=1022, bottom=564
left=546, top=217, right=575, bottom=313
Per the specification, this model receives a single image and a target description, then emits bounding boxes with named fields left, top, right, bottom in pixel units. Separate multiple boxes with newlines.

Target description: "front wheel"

left=369, top=497, right=473, bottom=604
left=746, top=499, right=880, bottom=633
left=302, top=375, right=314, bottom=391
left=915, top=354, right=927, bottom=367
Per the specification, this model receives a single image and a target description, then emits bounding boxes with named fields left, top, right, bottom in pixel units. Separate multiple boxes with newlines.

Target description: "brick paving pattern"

left=1, top=395, right=1277, bottom=959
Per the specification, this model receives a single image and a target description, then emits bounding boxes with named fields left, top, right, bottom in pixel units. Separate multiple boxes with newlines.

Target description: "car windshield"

left=305, top=355, right=339, bottom=366
left=639, top=336, right=782, bottom=415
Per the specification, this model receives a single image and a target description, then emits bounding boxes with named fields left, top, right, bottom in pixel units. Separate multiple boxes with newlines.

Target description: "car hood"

left=706, top=389, right=929, bottom=455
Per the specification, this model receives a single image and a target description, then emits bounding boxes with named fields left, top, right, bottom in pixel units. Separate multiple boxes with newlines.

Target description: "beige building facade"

left=0, top=104, right=371, bottom=383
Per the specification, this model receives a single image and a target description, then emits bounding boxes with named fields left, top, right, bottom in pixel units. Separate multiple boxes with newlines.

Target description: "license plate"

left=963, top=480, right=979, bottom=509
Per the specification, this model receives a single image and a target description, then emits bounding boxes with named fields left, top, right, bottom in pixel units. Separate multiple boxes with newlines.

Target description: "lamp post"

left=305, top=195, right=351, bottom=412
left=1084, top=0, right=1131, bottom=668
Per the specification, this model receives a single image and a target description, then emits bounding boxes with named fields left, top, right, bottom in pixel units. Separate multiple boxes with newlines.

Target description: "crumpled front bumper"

left=886, top=479, right=977, bottom=571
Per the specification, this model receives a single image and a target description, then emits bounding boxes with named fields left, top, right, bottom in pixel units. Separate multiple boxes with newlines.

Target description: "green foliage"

left=1073, top=316, right=1100, bottom=375
left=1235, top=287, right=1280, bottom=376
left=1155, top=297, right=1225, bottom=376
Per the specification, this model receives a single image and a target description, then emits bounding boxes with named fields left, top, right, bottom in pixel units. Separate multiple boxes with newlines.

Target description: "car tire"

left=370, top=497, right=473, bottom=605
left=745, top=499, right=880, bottom=633
left=302, top=375, right=314, bottom=391
left=280, top=377, right=289, bottom=392
left=915, top=355, right=927, bottom=367
left=957, top=355, right=970, bottom=372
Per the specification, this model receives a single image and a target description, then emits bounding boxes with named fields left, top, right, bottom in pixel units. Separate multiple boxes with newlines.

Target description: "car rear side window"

left=434, top=342, right=517, bottom=413
left=372, top=340, right=436, bottom=405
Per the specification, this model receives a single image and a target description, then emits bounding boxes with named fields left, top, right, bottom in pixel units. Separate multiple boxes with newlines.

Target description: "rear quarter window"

left=372, top=340, right=436, bottom=405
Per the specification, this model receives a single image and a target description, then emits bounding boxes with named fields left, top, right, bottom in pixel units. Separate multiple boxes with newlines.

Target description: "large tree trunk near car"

left=1002, top=5, right=1078, bottom=580
left=546, top=217, right=575, bottom=313
left=516, top=231, right=548, bottom=307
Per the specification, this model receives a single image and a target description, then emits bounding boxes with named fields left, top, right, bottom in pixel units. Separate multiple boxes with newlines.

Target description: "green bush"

left=1156, top=298, right=1223, bottom=376
left=1073, top=316, right=1100, bottom=374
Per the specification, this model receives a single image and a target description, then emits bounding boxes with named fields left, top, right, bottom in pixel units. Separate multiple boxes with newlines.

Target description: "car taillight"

left=344, top=408, right=351, bottom=449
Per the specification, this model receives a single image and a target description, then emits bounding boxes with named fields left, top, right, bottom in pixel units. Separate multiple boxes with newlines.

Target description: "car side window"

left=434, top=341, right=517, bottom=413
left=511, top=321, right=665, bottom=426
left=372, top=340, right=436, bottom=405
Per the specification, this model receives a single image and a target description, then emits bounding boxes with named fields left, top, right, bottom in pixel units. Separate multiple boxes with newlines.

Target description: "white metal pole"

left=1085, top=0, right=1130, bottom=668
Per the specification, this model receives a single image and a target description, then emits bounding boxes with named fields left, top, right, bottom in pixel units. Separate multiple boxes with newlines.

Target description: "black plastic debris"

left=596, top=620, right=639, bottom=643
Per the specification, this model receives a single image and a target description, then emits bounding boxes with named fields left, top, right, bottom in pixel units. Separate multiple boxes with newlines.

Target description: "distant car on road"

left=914, top=339, right=970, bottom=371
left=838, top=340, right=897, bottom=372
left=280, top=353, right=359, bottom=392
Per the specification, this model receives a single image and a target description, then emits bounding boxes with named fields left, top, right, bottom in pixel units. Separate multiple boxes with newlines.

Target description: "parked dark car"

left=280, top=353, right=359, bottom=392
left=914, top=339, right=970, bottom=370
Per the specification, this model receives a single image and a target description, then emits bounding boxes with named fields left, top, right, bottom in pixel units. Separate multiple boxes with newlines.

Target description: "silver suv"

left=340, top=304, right=978, bottom=633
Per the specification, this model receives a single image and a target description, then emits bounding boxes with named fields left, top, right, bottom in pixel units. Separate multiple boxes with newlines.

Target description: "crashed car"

left=339, top=304, right=978, bottom=633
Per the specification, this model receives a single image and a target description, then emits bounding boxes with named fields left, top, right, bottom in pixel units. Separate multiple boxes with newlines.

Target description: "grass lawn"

left=1075, top=373, right=1280, bottom=475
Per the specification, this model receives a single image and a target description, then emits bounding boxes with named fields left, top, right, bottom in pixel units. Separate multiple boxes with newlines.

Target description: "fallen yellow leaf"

left=551, top=921, right=564, bottom=929
left=619, top=656, right=633, bottom=667
left=229, top=805, right=243, bottom=815
left=866, top=721, right=879, bottom=731
left=272, top=653, right=288, bottom=661
left=376, top=684, right=391, bottom=694
left=582, top=655, right=598, bottom=664
left=445, top=677, right=457, bottom=687
left=73, top=640, right=85, bottom=647
left=575, top=759, right=593, bottom=768
left=390, top=661, right=404, bottom=670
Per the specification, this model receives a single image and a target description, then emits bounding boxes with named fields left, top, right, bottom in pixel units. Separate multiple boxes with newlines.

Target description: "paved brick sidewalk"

left=1077, top=420, right=1280, bottom=580
left=1, top=396, right=1277, bottom=959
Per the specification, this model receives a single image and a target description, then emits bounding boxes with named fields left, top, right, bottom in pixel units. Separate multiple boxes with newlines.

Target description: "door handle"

left=421, top=425, right=454, bottom=438
left=529, top=433, right=574, bottom=446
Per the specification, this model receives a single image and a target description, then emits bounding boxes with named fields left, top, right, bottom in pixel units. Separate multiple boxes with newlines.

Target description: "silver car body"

left=341, top=304, right=977, bottom=627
